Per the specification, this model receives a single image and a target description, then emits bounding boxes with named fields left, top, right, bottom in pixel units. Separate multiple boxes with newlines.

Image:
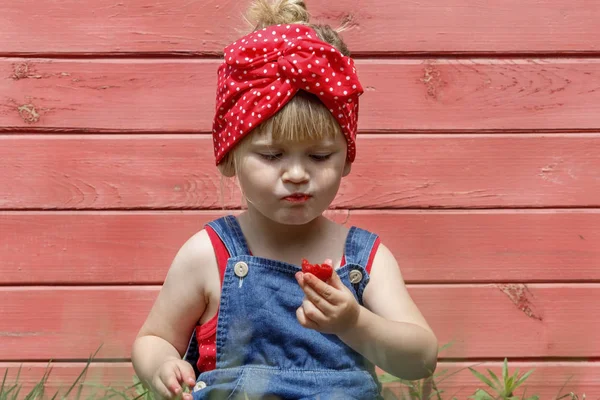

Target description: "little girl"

left=131, top=0, right=438, bottom=398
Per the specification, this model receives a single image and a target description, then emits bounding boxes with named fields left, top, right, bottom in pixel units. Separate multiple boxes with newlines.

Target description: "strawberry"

left=301, top=258, right=333, bottom=282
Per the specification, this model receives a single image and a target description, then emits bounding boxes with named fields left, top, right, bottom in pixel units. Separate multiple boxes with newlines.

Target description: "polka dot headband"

left=212, top=24, right=364, bottom=165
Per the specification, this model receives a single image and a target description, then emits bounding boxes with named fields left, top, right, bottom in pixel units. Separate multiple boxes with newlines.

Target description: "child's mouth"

left=282, top=194, right=312, bottom=202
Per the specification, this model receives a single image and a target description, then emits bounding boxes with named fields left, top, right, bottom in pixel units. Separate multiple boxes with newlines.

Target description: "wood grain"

left=1, top=210, right=598, bottom=285
left=3, top=59, right=600, bottom=131
left=1, top=285, right=598, bottom=360
left=1, top=135, right=598, bottom=210
left=1, top=362, right=599, bottom=398
left=2, top=0, right=599, bottom=55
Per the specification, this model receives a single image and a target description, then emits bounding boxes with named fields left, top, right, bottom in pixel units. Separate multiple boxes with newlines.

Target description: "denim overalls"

left=186, top=216, right=383, bottom=399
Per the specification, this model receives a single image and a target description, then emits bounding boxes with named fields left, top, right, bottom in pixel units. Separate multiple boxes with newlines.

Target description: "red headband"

left=212, top=24, right=364, bottom=165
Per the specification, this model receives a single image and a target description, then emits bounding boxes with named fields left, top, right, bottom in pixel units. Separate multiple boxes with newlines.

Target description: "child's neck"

left=237, top=209, right=331, bottom=252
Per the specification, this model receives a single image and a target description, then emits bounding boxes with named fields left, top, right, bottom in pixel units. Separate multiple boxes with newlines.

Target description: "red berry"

left=301, top=258, right=333, bottom=282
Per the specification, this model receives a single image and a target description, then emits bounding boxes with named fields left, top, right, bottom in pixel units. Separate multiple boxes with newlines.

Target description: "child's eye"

left=310, top=154, right=332, bottom=161
left=259, top=153, right=282, bottom=161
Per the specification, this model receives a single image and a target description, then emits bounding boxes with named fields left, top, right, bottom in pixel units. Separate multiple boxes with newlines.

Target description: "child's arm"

left=340, top=242, right=438, bottom=379
left=296, top=243, right=438, bottom=381
left=131, top=229, right=217, bottom=398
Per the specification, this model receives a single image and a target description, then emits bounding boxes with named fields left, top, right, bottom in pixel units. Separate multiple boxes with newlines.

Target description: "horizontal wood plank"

left=1, top=285, right=599, bottom=360
left=1, top=210, right=598, bottom=285
left=2, top=1, right=599, bottom=54
left=1, top=135, right=598, bottom=209
left=1, top=362, right=599, bottom=398
left=3, top=59, right=600, bottom=131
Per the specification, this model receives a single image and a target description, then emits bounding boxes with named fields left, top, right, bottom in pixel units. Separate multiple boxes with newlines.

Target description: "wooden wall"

left=1, top=0, right=599, bottom=397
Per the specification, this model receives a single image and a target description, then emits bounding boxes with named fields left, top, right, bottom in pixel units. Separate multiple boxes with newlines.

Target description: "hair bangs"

left=263, top=91, right=341, bottom=144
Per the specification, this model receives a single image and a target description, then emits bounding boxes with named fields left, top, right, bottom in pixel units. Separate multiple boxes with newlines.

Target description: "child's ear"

left=342, top=160, right=352, bottom=177
left=218, top=163, right=236, bottom=178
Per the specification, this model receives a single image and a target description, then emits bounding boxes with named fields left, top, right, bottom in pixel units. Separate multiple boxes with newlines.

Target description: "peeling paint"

left=497, top=283, right=543, bottom=321
left=340, top=13, right=359, bottom=30
left=0, top=331, right=43, bottom=337
left=18, top=104, right=40, bottom=124
left=539, top=158, right=575, bottom=184
left=421, top=64, right=446, bottom=100
left=11, top=62, right=42, bottom=80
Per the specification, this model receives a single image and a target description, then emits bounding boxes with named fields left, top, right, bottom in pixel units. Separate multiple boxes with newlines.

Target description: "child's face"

left=235, top=130, right=351, bottom=225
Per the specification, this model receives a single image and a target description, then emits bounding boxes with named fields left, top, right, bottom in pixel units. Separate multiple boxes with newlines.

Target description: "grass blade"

left=61, top=345, right=102, bottom=399
left=486, top=369, right=502, bottom=389
left=512, top=369, right=535, bottom=392
left=0, top=368, right=8, bottom=397
left=468, top=368, right=499, bottom=392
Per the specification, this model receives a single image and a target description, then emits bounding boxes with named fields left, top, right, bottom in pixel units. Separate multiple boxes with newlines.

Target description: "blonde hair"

left=218, top=0, right=352, bottom=178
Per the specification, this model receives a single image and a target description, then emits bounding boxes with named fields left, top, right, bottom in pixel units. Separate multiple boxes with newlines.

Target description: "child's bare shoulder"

left=136, top=228, right=219, bottom=351
left=167, top=228, right=218, bottom=279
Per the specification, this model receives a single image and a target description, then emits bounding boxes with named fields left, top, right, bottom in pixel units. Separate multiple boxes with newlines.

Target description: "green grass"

left=0, top=345, right=588, bottom=400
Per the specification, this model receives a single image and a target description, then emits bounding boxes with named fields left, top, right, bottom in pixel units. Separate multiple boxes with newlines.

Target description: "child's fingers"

left=163, top=371, right=187, bottom=398
left=300, top=278, right=335, bottom=314
left=327, top=267, right=345, bottom=290
left=301, top=298, right=326, bottom=324
left=302, top=272, right=341, bottom=305
left=296, top=304, right=319, bottom=330
left=153, top=378, right=175, bottom=400
left=175, top=362, right=196, bottom=389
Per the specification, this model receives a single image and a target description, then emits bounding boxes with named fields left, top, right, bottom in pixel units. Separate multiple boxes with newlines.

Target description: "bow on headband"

left=212, top=24, right=364, bottom=165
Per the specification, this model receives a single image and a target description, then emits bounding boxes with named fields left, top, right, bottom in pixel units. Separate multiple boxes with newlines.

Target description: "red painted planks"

left=1, top=362, right=599, bottom=398
left=1, top=210, right=598, bottom=285
left=3, top=59, right=600, bottom=131
left=1, top=0, right=599, bottom=54
left=1, top=285, right=599, bottom=360
left=1, top=135, right=599, bottom=210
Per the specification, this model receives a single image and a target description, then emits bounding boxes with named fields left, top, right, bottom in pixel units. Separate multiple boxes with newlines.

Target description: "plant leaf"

left=512, top=369, right=536, bottom=392
left=378, top=373, right=403, bottom=384
left=468, top=368, right=499, bottom=392
left=438, top=341, right=454, bottom=354
left=468, top=388, right=495, bottom=400
left=486, top=369, right=502, bottom=389
left=0, top=368, right=8, bottom=397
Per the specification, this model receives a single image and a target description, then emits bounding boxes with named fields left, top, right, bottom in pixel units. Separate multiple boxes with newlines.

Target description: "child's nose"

left=282, top=161, right=309, bottom=183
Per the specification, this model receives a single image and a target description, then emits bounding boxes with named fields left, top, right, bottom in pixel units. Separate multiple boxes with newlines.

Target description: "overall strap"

left=343, top=226, right=380, bottom=274
left=205, top=215, right=251, bottom=258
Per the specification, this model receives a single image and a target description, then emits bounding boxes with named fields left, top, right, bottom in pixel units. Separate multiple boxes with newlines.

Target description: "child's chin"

left=270, top=209, right=322, bottom=226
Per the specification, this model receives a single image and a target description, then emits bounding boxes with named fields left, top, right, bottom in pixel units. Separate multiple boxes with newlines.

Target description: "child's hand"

left=295, top=266, right=361, bottom=335
left=151, top=358, right=196, bottom=400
